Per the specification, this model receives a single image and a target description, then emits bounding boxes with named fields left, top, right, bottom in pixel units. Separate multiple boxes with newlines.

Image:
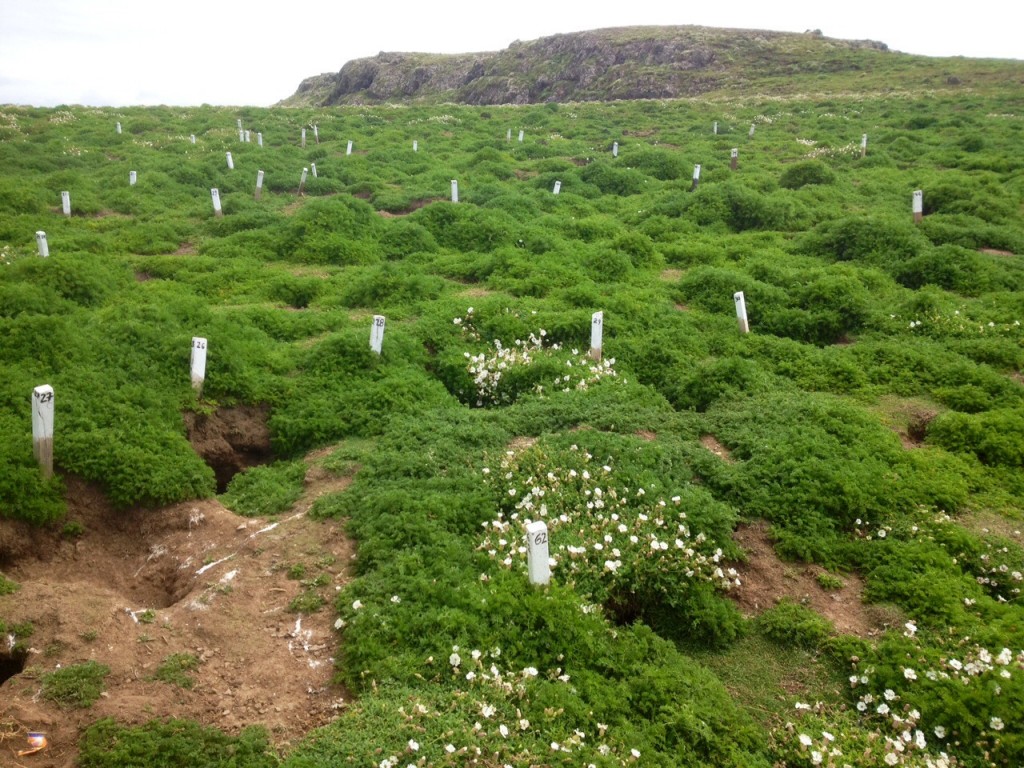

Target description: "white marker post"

left=239, top=129, right=245, bottom=142
left=35, top=231, right=49, bottom=258
left=370, top=315, right=385, bottom=354
left=211, top=188, right=223, bottom=217
left=257, top=132, right=263, bottom=147
left=301, top=128, right=306, bottom=148
left=129, top=170, right=137, bottom=186
left=525, top=521, right=550, bottom=586
left=749, top=123, right=756, bottom=137
left=734, top=291, right=750, bottom=334
left=346, top=140, right=353, bottom=156
left=691, top=164, right=702, bottom=192
left=313, top=124, right=319, bottom=144
left=506, top=128, right=512, bottom=141
left=612, top=141, right=618, bottom=158
left=713, top=121, right=718, bottom=135
left=913, top=190, right=923, bottom=224
left=861, top=133, right=868, bottom=158
left=311, top=163, right=318, bottom=178
left=298, top=168, right=308, bottom=196
left=190, top=134, right=196, bottom=144
left=32, top=385, right=55, bottom=479
left=237, top=118, right=242, bottom=130
left=590, top=311, right=603, bottom=362
left=553, top=180, right=561, bottom=195
left=518, top=130, right=524, bottom=143
left=731, top=147, right=739, bottom=171
left=245, top=129, right=251, bottom=143
left=413, top=140, right=418, bottom=152
left=116, top=122, right=122, bottom=134
left=61, top=191, right=71, bottom=217
left=226, top=151, right=234, bottom=169
left=450, top=179, right=459, bottom=203
left=190, top=337, right=207, bottom=396
left=255, top=170, right=264, bottom=200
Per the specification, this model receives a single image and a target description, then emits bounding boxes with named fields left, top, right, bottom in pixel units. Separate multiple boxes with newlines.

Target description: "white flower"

left=884, top=752, right=899, bottom=766
left=934, top=725, right=946, bottom=739
left=351, top=600, right=363, bottom=610
left=903, top=667, right=917, bottom=681
left=811, top=751, right=823, bottom=765
left=445, top=744, right=455, bottom=753
left=630, top=748, right=641, bottom=758
left=499, top=724, right=509, bottom=738
left=519, top=718, right=530, bottom=730
left=884, top=688, right=896, bottom=701
left=390, top=595, right=401, bottom=604
left=449, top=652, right=461, bottom=668
left=990, top=717, right=1004, bottom=731
left=523, top=667, right=538, bottom=677
left=799, top=734, right=813, bottom=747
left=481, top=704, right=495, bottom=718
left=408, top=739, right=419, bottom=752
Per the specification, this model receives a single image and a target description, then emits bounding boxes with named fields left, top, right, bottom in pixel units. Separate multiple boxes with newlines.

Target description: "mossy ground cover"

left=1, top=90, right=1022, bottom=766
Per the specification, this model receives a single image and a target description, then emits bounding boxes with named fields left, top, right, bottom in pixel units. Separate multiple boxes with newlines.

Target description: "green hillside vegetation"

left=3, top=65, right=1024, bottom=767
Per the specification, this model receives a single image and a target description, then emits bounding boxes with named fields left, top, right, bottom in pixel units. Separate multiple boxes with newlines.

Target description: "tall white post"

left=553, top=180, right=561, bottom=195
left=590, top=311, right=603, bottom=362
left=32, top=385, right=54, bottom=479
left=313, top=124, right=319, bottom=144
left=518, top=130, right=524, bottom=142
left=237, top=118, right=242, bottom=130
left=346, top=140, right=353, bottom=156
left=311, top=162, right=317, bottom=178
left=713, top=121, right=718, bottom=134
left=35, top=231, right=49, bottom=257
left=913, top=190, right=923, bottom=224
left=691, top=164, right=702, bottom=191
left=730, top=147, right=739, bottom=171
left=413, top=140, right=418, bottom=152
left=116, top=121, right=122, bottom=134
left=129, top=170, right=137, bottom=186
left=734, top=291, right=750, bottom=334
left=612, top=141, right=618, bottom=157
left=861, top=133, right=868, bottom=158
left=257, top=132, right=263, bottom=147
left=749, top=123, right=756, bottom=137
left=298, top=168, right=308, bottom=196
left=190, top=337, right=207, bottom=395
left=255, top=170, right=264, bottom=200
left=450, top=179, right=459, bottom=203
left=370, top=315, right=385, bottom=354
left=226, top=151, right=234, bottom=169
left=61, top=191, right=71, bottom=217
left=525, top=521, right=550, bottom=586
left=211, top=188, right=223, bottom=217
left=301, top=128, right=306, bottom=148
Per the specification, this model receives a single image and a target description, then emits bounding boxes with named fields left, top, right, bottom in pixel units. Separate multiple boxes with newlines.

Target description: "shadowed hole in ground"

left=184, top=404, right=274, bottom=493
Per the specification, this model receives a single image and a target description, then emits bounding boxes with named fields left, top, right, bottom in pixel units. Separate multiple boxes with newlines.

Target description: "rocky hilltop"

left=280, top=25, right=900, bottom=106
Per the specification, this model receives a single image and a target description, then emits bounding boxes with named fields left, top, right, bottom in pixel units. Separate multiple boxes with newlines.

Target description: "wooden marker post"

left=129, top=170, right=137, bottom=186
left=691, top=164, right=701, bottom=191
left=450, top=179, right=459, bottom=203
left=731, top=148, right=739, bottom=171
left=734, top=291, right=750, bottom=334
left=226, top=151, right=234, bottom=169
left=61, top=191, right=71, bottom=217
left=190, top=337, right=207, bottom=396
left=525, top=521, right=550, bottom=586
left=298, top=168, right=308, bottom=196
left=861, top=133, right=868, bottom=158
left=116, top=122, right=122, bottom=134
left=301, top=128, right=306, bottom=148
left=257, top=132, right=263, bottom=147
left=612, top=141, right=618, bottom=158
left=590, top=311, right=603, bottom=361
left=913, top=190, right=923, bottom=224
left=749, top=123, right=756, bottom=137
left=370, top=315, right=385, bottom=354
left=313, top=125, right=319, bottom=144
left=35, top=231, right=49, bottom=257
left=255, top=170, right=264, bottom=200
left=713, top=121, right=718, bottom=134
left=518, top=130, right=524, bottom=142
left=32, top=385, right=54, bottom=479
left=311, top=163, right=317, bottom=178
left=553, top=180, right=561, bottom=195
left=346, top=140, right=353, bottom=156
left=211, top=188, right=223, bottom=217
left=413, top=140, right=418, bottom=152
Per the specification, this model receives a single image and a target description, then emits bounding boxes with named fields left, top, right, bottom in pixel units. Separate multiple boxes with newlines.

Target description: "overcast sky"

left=1, top=0, right=1019, bottom=107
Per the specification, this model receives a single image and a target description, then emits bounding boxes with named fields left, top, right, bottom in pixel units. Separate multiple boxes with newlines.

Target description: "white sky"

left=0, top=0, right=1020, bottom=107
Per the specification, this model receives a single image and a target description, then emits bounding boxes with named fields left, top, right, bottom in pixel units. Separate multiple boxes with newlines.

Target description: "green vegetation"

left=151, top=653, right=201, bottom=689
left=2, top=75, right=1023, bottom=767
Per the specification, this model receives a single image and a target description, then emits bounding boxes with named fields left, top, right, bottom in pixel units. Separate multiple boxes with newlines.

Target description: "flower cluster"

left=892, top=310, right=1022, bottom=340
left=48, top=110, right=76, bottom=125
left=805, top=141, right=860, bottom=159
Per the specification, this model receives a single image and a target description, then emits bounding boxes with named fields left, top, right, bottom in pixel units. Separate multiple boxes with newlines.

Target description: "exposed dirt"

left=979, top=248, right=1015, bottom=257
left=729, top=520, right=896, bottom=638
left=873, top=396, right=938, bottom=450
left=700, top=434, right=735, bottom=463
left=375, top=198, right=443, bottom=217
left=184, top=405, right=273, bottom=493
left=0, top=448, right=355, bottom=767
left=659, top=269, right=683, bottom=282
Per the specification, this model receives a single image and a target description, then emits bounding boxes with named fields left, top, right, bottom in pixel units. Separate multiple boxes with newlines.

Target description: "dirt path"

left=0, top=460, right=354, bottom=767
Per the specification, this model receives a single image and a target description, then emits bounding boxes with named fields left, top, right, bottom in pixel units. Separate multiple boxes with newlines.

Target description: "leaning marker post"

left=32, top=385, right=54, bottom=479
left=525, top=521, right=550, bottom=586
left=913, top=190, right=923, bottom=224
left=346, top=140, right=353, bottom=156
left=211, top=188, right=223, bottom=217
left=734, top=291, right=750, bottom=334
left=370, top=315, right=385, bottom=354
left=61, top=191, right=71, bottom=217
left=298, top=168, right=308, bottom=196
left=311, top=162, right=318, bottom=178
left=255, top=170, right=264, bottom=200
left=590, top=311, right=603, bottom=362
left=226, top=151, right=234, bottom=169
left=552, top=180, right=561, bottom=195
left=190, top=337, right=207, bottom=396
left=612, top=141, right=619, bottom=157
left=36, top=231, right=49, bottom=257
left=450, top=179, right=459, bottom=203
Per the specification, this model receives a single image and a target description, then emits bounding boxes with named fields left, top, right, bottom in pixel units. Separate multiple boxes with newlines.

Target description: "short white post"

left=35, top=231, right=49, bottom=257
left=226, top=151, right=234, bottom=169
left=211, top=188, right=223, bottom=217
left=370, top=315, right=385, bottom=354
left=61, top=191, right=71, bottom=217
left=298, top=167, right=308, bottom=196
left=506, top=128, right=512, bottom=141
left=612, top=141, right=618, bottom=158
left=749, top=123, right=756, bottom=137
left=245, top=129, right=251, bottom=143
left=238, top=129, right=244, bottom=142
left=311, top=162, right=318, bottom=178
left=525, top=521, right=550, bottom=586
left=257, top=132, right=263, bottom=147
left=713, top=121, right=718, bottom=135
left=450, top=179, right=459, bottom=203
left=861, top=133, right=868, bottom=158
left=190, top=337, right=207, bottom=396
left=313, top=124, right=319, bottom=144
left=32, top=385, right=55, bottom=479
left=590, top=311, right=603, bottom=362
left=301, top=128, right=306, bottom=148
left=913, top=190, right=923, bottom=224
left=518, top=130, right=524, bottom=142
left=734, top=291, right=750, bottom=334
left=255, top=170, right=264, bottom=200
left=553, top=180, right=561, bottom=195
left=691, top=163, right=701, bottom=191
left=129, top=170, right=137, bottom=186
left=346, top=140, right=353, bottom=156
left=237, top=118, right=242, bottom=130
left=730, top=147, right=738, bottom=171
left=190, top=134, right=196, bottom=144
left=412, top=140, right=418, bottom=152
left=116, top=121, right=122, bottom=134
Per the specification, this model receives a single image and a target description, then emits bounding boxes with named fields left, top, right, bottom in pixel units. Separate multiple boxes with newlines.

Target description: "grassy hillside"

left=1, top=83, right=1023, bottom=767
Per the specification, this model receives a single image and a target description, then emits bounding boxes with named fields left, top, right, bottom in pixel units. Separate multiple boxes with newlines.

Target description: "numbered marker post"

left=257, top=132, right=263, bottom=147
left=450, top=179, right=459, bottom=203
left=749, top=123, right=756, bottom=137
left=61, top=191, right=71, bottom=217
left=129, top=170, right=137, bottom=186
left=311, top=162, right=317, bottom=178
left=346, top=140, right=353, bottom=156
left=190, top=337, right=207, bottom=395
left=226, top=151, right=234, bottom=169
left=525, top=521, right=550, bottom=586
left=32, top=385, right=54, bottom=478
left=369, top=315, right=385, bottom=354
left=861, top=133, right=868, bottom=158
left=313, top=124, right=319, bottom=144
left=612, top=141, right=618, bottom=158
left=913, top=190, right=923, bottom=224
left=412, top=139, right=418, bottom=152
left=730, top=147, right=739, bottom=171
left=298, top=168, right=308, bottom=196
left=255, top=170, right=264, bottom=200
left=691, top=164, right=702, bottom=191
left=116, top=121, right=122, bottom=134
left=301, top=128, right=306, bottom=148
left=734, top=291, right=750, bottom=334
left=553, top=180, right=561, bottom=195
left=35, top=231, right=49, bottom=258
left=211, top=188, right=223, bottom=217
left=713, top=120, right=718, bottom=135
left=590, top=311, right=603, bottom=362
left=518, top=130, right=524, bottom=142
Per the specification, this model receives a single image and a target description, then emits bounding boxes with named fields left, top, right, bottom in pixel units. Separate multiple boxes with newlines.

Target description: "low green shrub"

left=40, top=660, right=110, bottom=708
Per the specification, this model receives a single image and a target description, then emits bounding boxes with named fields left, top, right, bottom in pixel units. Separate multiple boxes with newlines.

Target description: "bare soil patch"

left=184, top=405, right=273, bottom=493
left=660, top=269, right=683, bottom=282
left=0, top=455, right=355, bottom=767
left=700, top=434, right=735, bottom=463
left=729, top=520, right=894, bottom=638
left=873, top=396, right=939, bottom=450
left=979, top=248, right=1015, bottom=257
left=375, top=198, right=443, bottom=217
